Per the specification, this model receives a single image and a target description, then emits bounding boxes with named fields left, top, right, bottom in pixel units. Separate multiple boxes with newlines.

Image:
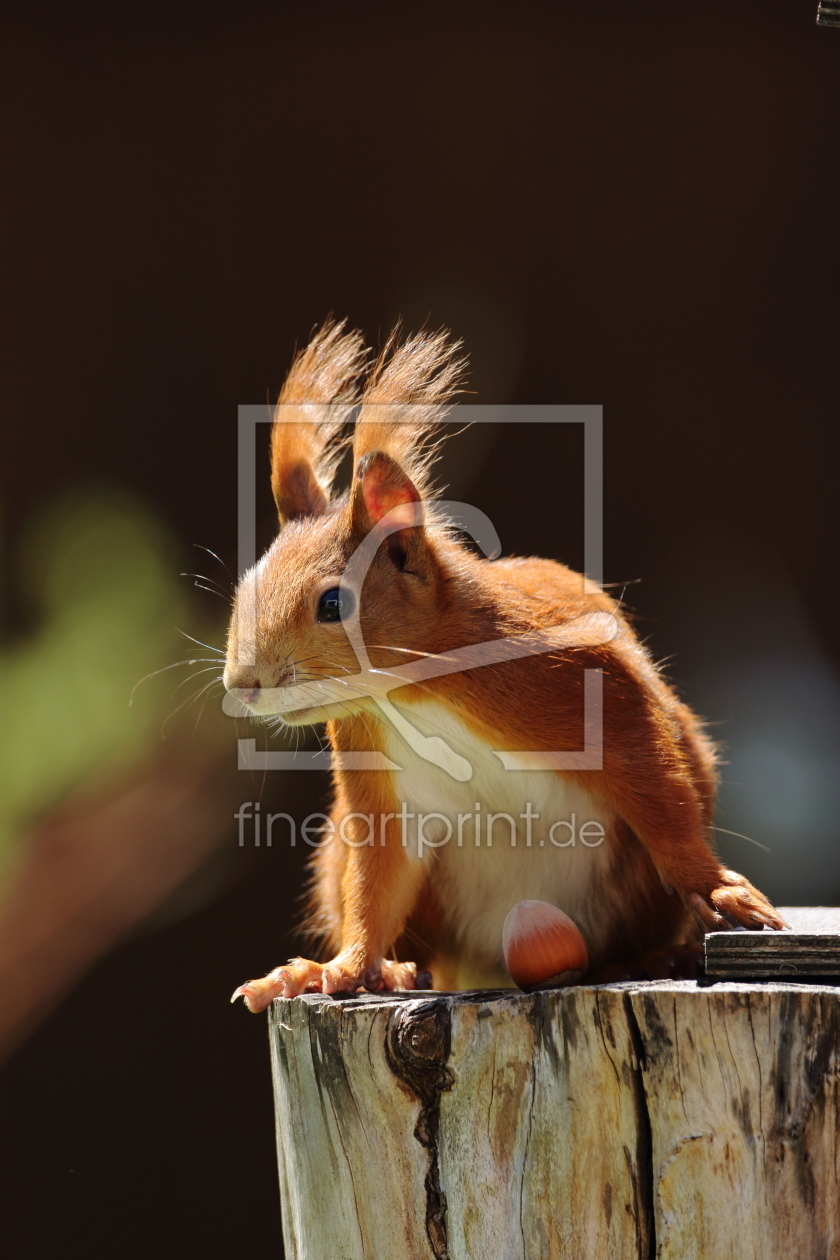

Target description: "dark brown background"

left=1, top=3, right=839, bottom=1256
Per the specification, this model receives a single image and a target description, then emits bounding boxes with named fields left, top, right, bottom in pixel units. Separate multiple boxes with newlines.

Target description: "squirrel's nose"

left=223, top=666, right=263, bottom=705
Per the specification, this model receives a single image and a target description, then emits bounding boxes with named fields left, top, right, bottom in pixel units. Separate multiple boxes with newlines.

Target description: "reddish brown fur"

left=226, top=322, right=784, bottom=1011
left=270, top=318, right=366, bottom=522
left=352, top=326, right=467, bottom=497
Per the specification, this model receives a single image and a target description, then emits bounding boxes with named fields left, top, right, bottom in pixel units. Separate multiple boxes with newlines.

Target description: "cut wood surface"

left=705, top=905, right=840, bottom=977
left=269, top=978, right=840, bottom=1260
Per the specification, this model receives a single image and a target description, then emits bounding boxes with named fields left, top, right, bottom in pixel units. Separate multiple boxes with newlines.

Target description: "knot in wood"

left=391, top=1002, right=449, bottom=1069
left=385, top=999, right=454, bottom=1258
left=386, top=1001, right=453, bottom=1112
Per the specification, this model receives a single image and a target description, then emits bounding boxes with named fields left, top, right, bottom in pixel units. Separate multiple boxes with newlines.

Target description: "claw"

left=379, top=959, right=418, bottom=991
left=230, top=967, right=288, bottom=1012
left=231, top=982, right=265, bottom=1012
left=688, top=892, right=726, bottom=931
left=688, top=869, right=788, bottom=935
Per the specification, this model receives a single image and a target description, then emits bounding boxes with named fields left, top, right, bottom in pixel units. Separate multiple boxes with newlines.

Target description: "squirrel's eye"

left=317, top=587, right=355, bottom=623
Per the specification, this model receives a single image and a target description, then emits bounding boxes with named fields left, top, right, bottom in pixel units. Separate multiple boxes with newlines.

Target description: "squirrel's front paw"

left=231, top=957, right=326, bottom=1010
left=232, top=955, right=427, bottom=1009
left=687, top=869, right=788, bottom=933
left=359, top=959, right=421, bottom=993
left=321, top=955, right=420, bottom=995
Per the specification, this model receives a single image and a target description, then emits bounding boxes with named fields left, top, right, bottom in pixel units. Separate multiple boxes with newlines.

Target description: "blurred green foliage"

left=0, top=487, right=221, bottom=869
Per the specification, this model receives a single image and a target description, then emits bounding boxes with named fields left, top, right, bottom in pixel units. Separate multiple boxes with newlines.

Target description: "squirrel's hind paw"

left=689, top=869, right=788, bottom=934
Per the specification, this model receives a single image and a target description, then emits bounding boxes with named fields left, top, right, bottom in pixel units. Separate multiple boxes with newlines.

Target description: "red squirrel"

left=225, top=319, right=784, bottom=1011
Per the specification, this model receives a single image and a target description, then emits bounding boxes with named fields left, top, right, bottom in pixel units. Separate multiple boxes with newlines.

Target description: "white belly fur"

left=379, top=700, right=614, bottom=968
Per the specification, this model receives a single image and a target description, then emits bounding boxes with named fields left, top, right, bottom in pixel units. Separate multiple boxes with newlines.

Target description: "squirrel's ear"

left=272, top=455, right=330, bottom=522
left=350, top=451, right=430, bottom=574
left=271, top=320, right=367, bottom=523
left=351, top=451, right=423, bottom=531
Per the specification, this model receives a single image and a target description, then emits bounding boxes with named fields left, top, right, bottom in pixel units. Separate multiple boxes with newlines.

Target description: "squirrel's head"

left=223, top=320, right=467, bottom=726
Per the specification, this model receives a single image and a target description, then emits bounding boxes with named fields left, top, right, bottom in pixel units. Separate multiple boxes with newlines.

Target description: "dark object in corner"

left=817, top=1, right=840, bottom=28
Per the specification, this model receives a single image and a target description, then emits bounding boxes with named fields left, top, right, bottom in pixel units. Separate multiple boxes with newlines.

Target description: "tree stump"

left=268, top=980, right=840, bottom=1259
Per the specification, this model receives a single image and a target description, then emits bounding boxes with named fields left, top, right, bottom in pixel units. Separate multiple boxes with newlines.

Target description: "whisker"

left=367, top=644, right=459, bottom=661
left=180, top=572, right=229, bottom=592
left=281, top=675, right=382, bottom=745
left=290, top=653, right=354, bottom=673
left=192, top=543, right=235, bottom=584
left=289, top=666, right=415, bottom=704
left=180, top=573, right=232, bottom=602
left=160, top=674, right=225, bottom=737
left=176, top=627, right=225, bottom=654
left=170, top=664, right=224, bottom=697
left=259, top=679, right=375, bottom=744
left=193, top=679, right=226, bottom=735
left=195, top=583, right=230, bottom=600
left=293, top=664, right=404, bottom=691
left=362, top=667, right=412, bottom=683
left=712, top=826, right=771, bottom=853
left=130, top=658, right=225, bottom=705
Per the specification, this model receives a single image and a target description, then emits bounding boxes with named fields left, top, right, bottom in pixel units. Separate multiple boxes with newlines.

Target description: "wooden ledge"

left=706, top=905, right=840, bottom=978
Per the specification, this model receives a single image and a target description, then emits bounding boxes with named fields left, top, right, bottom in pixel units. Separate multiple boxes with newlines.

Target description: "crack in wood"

left=386, top=1000, right=454, bottom=1260
left=623, top=993, right=656, bottom=1260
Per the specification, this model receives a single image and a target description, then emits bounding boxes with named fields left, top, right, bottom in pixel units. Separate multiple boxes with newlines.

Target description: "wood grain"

left=269, top=978, right=840, bottom=1259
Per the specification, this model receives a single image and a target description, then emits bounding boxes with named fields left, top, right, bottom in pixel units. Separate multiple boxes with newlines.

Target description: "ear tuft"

left=351, top=326, right=467, bottom=502
left=271, top=319, right=367, bottom=523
